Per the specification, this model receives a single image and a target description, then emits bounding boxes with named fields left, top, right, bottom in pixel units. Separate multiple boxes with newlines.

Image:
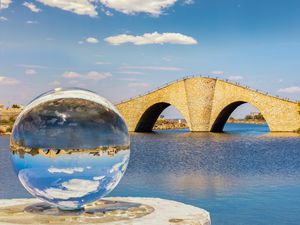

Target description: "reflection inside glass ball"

left=10, top=88, right=130, bottom=210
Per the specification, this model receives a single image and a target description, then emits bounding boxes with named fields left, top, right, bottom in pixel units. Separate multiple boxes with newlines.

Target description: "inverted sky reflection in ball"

left=10, top=88, right=130, bottom=210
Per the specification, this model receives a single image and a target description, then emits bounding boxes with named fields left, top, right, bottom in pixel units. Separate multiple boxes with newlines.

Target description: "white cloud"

left=1, top=0, right=188, bottom=17
left=0, top=76, right=20, bottom=85
left=0, top=16, right=8, bottom=21
left=100, top=0, right=176, bottom=16
left=105, top=32, right=197, bottom=45
left=93, top=176, right=105, bottom=181
left=117, top=71, right=144, bottom=75
left=183, top=0, right=194, bottom=5
left=95, top=61, right=111, bottom=65
left=106, top=155, right=129, bottom=191
left=0, top=0, right=12, bottom=9
left=162, top=56, right=172, bottom=62
left=277, top=79, right=283, bottom=83
left=17, top=64, right=47, bottom=69
left=63, top=71, right=81, bottom=79
left=119, top=77, right=138, bottom=81
left=86, top=71, right=112, bottom=80
left=278, top=86, right=300, bottom=94
left=49, top=80, right=61, bottom=86
left=26, top=20, right=38, bottom=24
left=23, top=2, right=42, bottom=13
left=36, top=0, right=98, bottom=17
left=25, top=69, right=37, bottom=75
left=105, top=171, right=122, bottom=191
left=86, top=37, right=99, bottom=44
left=121, top=65, right=182, bottom=71
left=211, top=70, right=225, bottom=75
left=128, top=82, right=150, bottom=88
left=100, top=6, right=113, bottom=16
left=35, top=179, right=100, bottom=200
left=69, top=80, right=81, bottom=85
left=46, top=37, right=54, bottom=41
left=104, top=10, right=113, bottom=16
left=228, top=75, right=243, bottom=81
left=48, top=167, right=84, bottom=174
left=62, top=71, right=112, bottom=80
left=110, top=155, right=129, bottom=173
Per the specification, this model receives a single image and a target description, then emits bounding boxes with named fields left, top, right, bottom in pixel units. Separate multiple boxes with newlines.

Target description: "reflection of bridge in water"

left=116, top=77, right=300, bottom=132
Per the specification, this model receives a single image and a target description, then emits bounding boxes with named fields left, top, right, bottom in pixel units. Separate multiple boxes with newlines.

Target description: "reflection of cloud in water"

left=48, top=167, right=84, bottom=174
left=159, top=173, right=300, bottom=197
left=34, top=179, right=100, bottom=200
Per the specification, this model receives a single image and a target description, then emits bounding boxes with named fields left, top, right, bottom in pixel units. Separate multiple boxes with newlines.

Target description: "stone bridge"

left=116, top=77, right=300, bottom=132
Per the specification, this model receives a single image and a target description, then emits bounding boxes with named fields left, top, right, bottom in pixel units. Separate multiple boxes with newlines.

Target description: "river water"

left=1, top=124, right=300, bottom=225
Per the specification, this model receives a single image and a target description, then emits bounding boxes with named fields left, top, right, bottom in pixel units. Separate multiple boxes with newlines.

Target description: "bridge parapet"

left=117, top=75, right=297, bottom=105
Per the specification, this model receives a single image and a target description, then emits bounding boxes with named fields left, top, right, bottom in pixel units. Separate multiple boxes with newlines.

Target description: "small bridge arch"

left=210, top=101, right=270, bottom=132
left=135, top=102, right=190, bottom=132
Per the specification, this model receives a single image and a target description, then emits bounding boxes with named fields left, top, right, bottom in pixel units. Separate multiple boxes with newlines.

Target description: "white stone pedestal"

left=0, top=197, right=211, bottom=225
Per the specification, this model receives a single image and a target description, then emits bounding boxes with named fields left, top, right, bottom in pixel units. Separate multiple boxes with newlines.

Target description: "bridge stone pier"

left=116, top=77, right=300, bottom=132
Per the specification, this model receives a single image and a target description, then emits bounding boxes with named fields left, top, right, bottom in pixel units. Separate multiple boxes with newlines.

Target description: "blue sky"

left=1, top=0, right=300, bottom=118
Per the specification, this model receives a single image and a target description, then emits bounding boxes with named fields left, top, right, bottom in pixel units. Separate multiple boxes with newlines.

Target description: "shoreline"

left=153, top=119, right=267, bottom=130
left=226, top=122, right=266, bottom=125
left=2, top=121, right=298, bottom=134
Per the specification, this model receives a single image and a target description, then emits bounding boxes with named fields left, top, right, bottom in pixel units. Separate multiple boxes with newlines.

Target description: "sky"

left=1, top=0, right=300, bottom=118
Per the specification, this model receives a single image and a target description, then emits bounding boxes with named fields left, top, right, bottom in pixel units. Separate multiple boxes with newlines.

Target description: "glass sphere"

left=10, top=88, right=130, bottom=210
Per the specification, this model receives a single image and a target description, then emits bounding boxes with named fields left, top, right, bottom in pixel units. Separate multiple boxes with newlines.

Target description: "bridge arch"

left=135, top=102, right=189, bottom=132
left=210, top=101, right=270, bottom=132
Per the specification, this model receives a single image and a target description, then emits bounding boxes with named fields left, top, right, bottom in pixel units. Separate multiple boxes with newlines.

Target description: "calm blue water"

left=1, top=123, right=300, bottom=225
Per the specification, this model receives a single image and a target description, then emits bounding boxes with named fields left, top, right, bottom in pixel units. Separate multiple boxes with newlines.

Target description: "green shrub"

left=244, top=115, right=253, bottom=120
left=253, top=113, right=265, bottom=120
left=12, top=104, right=21, bottom=109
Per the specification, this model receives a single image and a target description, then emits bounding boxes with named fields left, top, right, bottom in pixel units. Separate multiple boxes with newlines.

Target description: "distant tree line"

left=244, top=113, right=265, bottom=121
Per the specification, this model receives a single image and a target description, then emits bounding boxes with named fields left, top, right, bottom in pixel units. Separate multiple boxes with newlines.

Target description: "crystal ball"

left=10, top=88, right=130, bottom=210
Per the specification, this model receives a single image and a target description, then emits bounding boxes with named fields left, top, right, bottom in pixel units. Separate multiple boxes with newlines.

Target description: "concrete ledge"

left=0, top=197, right=211, bottom=225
